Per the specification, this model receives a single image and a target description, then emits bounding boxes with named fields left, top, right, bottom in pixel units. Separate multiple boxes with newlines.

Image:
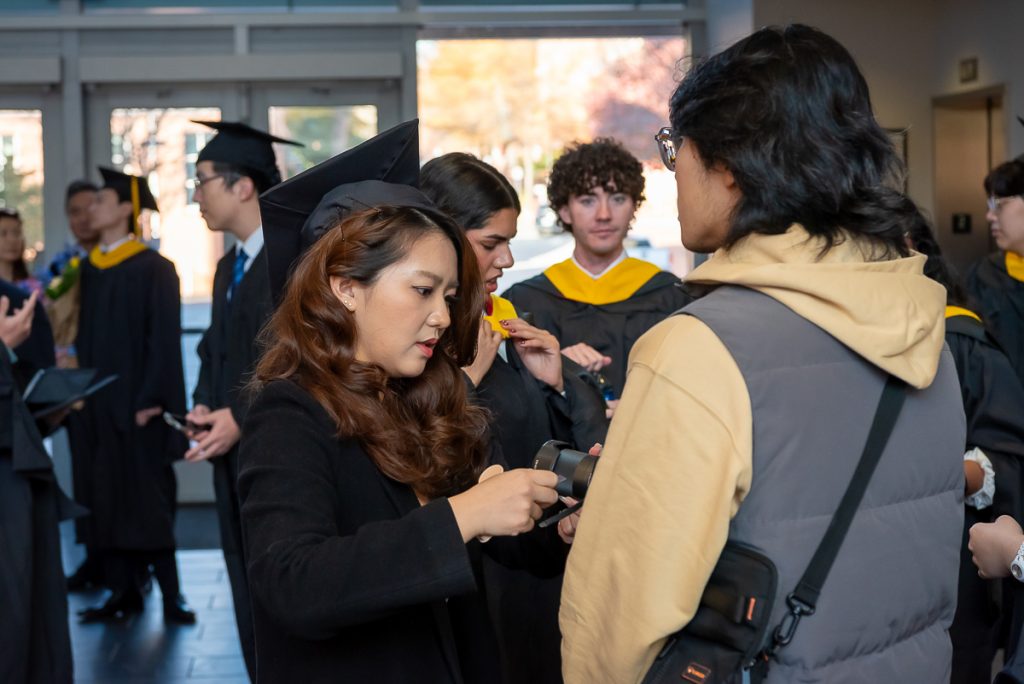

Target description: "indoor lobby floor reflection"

left=61, top=512, right=249, bottom=683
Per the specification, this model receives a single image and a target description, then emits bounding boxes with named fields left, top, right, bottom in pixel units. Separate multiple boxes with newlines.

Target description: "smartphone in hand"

left=163, top=411, right=200, bottom=435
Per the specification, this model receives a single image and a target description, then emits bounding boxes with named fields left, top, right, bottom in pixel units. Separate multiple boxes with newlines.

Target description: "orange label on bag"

left=682, top=662, right=711, bottom=683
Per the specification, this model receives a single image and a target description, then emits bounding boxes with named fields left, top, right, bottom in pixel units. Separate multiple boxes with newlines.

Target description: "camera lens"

left=531, top=440, right=598, bottom=499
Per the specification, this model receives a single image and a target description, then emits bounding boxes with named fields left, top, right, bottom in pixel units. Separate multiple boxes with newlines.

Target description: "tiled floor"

left=62, top=512, right=249, bottom=683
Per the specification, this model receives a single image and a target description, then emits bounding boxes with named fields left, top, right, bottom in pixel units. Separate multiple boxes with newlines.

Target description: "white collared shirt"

left=571, top=249, right=627, bottom=280
left=100, top=234, right=135, bottom=254
left=236, top=226, right=264, bottom=274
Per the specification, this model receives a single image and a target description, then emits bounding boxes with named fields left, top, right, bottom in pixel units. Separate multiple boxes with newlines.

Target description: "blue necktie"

left=227, top=248, right=248, bottom=303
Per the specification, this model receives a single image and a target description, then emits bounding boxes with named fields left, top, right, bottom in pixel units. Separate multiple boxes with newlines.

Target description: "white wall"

left=705, top=0, right=754, bottom=55
left=933, top=0, right=1024, bottom=160
left=752, top=0, right=939, bottom=218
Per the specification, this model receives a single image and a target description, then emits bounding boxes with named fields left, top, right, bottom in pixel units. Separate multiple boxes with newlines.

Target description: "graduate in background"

left=0, top=278, right=54, bottom=385
left=421, top=152, right=608, bottom=684
left=0, top=290, right=76, bottom=683
left=909, top=213, right=1024, bottom=682
left=43, top=181, right=106, bottom=594
left=0, top=208, right=54, bottom=384
left=41, top=180, right=100, bottom=371
left=966, top=155, right=1024, bottom=385
left=184, top=121, right=301, bottom=679
left=0, top=207, right=44, bottom=297
left=503, top=139, right=690, bottom=403
left=75, top=168, right=194, bottom=624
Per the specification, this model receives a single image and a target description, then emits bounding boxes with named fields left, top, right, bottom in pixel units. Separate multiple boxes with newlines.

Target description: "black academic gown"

left=75, top=248, right=187, bottom=550
left=504, top=268, right=692, bottom=394
left=238, top=379, right=568, bottom=684
left=945, top=314, right=1024, bottom=683
left=192, top=246, right=272, bottom=679
left=0, top=344, right=78, bottom=684
left=472, top=342, right=607, bottom=684
left=0, top=278, right=56, bottom=383
left=966, top=252, right=1024, bottom=385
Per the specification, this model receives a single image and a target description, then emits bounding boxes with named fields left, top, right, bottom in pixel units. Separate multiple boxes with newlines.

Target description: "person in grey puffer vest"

left=560, top=24, right=965, bottom=684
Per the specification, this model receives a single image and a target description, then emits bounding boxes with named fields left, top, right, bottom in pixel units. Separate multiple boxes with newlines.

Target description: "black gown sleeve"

left=479, top=516, right=569, bottom=579
left=238, top=382, right=478, bottom=641
left=137, top=257, right=185, bottom=414
left=956, top=335, right=1024, bottom=520
left=556, top=357, right=610, bottom=449
left=192, top=327, right=214, bottom=409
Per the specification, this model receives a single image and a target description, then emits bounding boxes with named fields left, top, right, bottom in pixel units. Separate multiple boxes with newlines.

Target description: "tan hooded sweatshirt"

left=559, top=225, right=949, bottom=683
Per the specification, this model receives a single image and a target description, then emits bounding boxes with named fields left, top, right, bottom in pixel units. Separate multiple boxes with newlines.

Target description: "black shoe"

left=78, top=590, right=144, bottom=622
left=66, top=559, right=104, bottom=592
left=163, top=595, right=197, bottom=625
left=66, top=569, right=96, bottom=592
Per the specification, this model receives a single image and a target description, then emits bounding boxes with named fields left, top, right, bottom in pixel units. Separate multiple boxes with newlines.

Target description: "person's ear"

left=720, top=166, right=738, bottom=190
left=232, top=176, right=258, bottom=202
left=557, top=205, right=573, bottom=230
left=330, top=276, right=358, bottom=312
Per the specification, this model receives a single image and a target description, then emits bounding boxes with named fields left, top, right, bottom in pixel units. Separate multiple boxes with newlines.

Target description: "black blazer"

left=238, top=379, right=566, bottom=684
left=193, top=246, right=273, bottom=425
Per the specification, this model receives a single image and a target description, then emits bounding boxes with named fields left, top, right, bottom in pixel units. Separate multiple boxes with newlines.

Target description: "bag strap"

left=759, top=374, right=907, bottom=662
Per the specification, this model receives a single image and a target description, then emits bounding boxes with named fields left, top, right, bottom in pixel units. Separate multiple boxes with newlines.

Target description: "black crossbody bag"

left=642, top=375, right=907, bottom=684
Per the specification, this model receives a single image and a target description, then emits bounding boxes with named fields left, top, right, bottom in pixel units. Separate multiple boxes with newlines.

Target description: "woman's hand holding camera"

left=449, top=469, right=560, bottom=543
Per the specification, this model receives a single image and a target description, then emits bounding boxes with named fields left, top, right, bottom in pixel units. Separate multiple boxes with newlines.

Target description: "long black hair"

left=669, top=24, right=916, bottom=255
left=902, top=200, right=970, bottom=307
left=419, top=153, right=520, bottom=232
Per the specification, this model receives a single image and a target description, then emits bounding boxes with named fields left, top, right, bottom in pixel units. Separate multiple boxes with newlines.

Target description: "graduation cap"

left=99, top=167, right=158, bottom=233
left=261, top=119, right=440, bottom=300
left=194, top=120, right=303, bottom=189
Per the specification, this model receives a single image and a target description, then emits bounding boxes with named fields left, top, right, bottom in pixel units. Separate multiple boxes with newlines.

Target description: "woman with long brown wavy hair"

left=238, top=199, right=572, bottom=683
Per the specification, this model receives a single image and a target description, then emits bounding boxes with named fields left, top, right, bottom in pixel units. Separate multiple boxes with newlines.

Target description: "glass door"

left=86, top=86, right=239, bottom=503
left=250, top=82, right=399, bottom=180
left=0, top=109, right=45, bottom=263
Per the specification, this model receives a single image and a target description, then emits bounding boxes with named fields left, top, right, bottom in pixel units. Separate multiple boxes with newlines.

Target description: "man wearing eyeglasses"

left=966, top=157, right=1024, bottom=385
left=182, top=121, right=301, bottom=681
left=504, top=138, right=690, bottom=405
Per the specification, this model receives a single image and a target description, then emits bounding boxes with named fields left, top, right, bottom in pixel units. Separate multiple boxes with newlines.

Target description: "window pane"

left=0, top=0, right=58, bottom=11
left=82, top=0, right=393, bottom=8
left=267, top=105, right=378, bottom=180
left=418, top=36, right=691, bottom=288
left=0, top=110, right=45, bottom=260
left=420, top=0, right=682, bottom=4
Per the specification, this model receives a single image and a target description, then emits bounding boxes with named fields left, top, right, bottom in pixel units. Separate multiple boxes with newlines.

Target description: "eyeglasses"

left=191, top=173, right=228, bottom=189
left=987, top=195, right=1023, bottom=214
left=655, top=127, right=680, bottom=171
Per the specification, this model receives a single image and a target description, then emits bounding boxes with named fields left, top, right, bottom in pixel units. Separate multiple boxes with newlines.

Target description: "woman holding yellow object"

left=421, top=153, right=606, bottom=684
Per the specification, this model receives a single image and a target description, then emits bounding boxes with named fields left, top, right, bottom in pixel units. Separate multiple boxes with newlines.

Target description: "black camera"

left=532, top=439, right=598, bottom=500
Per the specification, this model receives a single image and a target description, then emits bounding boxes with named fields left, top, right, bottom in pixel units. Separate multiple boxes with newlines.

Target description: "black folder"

left=22, top=367, right=118, bottom=419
